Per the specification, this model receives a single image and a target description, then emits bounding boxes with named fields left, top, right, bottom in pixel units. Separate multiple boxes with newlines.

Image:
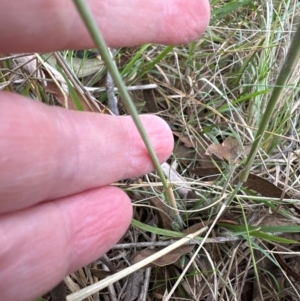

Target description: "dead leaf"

left=13, top=54, right=47, bottom=85
left=205, top=136, right=241, bottom=162
left=173, top=131, right=220, bottom=168
left=150, top=197, right=173, bottom=230
left=191, top=167, right=291, bottom=199
left=173, top=131, right=196, bottom=148
left=173, top=131, right=210, bottom=151
left=183, top=222, right=207, bottom=235
left=173, top=144, right=197, bottom=166
left=123, top=269, right=145, bottom=301
left=132, top=245, right=194, bottom=267
left=90, top=268, right=113, bottom=279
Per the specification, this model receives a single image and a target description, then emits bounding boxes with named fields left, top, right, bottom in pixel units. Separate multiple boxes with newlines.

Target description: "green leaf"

left=120, top=44, right=150, bottom=77
left=246, top=231, right=297, bottom=244
left=138, top=45, right=174, bottom=79
left=212, top=0, right=254, bottom=20
left=131, top=219, right=184, bottom=238
left=219, top=223, right=300, bottom=233
left=219, top=223, right=299, bottom=244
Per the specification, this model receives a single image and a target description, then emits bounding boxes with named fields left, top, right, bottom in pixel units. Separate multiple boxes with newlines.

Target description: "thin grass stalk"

left=240, top=22, right=300, bottom=182
left=72, top=0, right=167, bottom=186
left=238, top=198, right=264, bottom=301
left=72, top=0, right=180, bottom=216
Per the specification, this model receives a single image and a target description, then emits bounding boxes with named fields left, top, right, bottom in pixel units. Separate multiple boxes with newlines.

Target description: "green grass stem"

left=72, top=0, right=182, bottom=224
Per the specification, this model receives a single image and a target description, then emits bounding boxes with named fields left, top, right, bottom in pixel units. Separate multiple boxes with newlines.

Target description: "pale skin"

left=0, top=1, right=210, bottom=300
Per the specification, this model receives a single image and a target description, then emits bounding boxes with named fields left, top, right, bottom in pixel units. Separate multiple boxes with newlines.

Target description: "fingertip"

left=159, top=0, right=211, bottom=45
left=0, top=0, right=210, bottom=52
left=0, top=94, right=174, bottom=210
left=0, top=186, right=133, bottom=300
left=66, top=186, right=133, bottom=271
left=140, top=115, right=174, bottom=163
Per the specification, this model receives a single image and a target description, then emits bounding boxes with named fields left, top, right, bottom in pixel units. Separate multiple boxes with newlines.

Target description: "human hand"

left=0, top=1, right=210, bottom=300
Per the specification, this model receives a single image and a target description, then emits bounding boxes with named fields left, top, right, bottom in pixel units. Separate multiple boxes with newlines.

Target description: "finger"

left=0, top=186, right=132, bottom=301
left=0, top=0, right=210, bottom=53
left=0, top=92, right=174, bottom=213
